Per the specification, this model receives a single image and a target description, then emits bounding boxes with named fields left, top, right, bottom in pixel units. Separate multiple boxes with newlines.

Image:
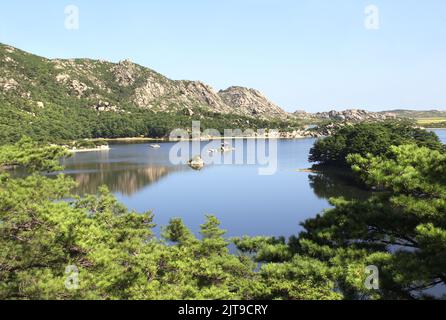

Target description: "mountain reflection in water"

left=61, top=142, right=188, bottom=196
left=69, top=164, right=183, bottom=196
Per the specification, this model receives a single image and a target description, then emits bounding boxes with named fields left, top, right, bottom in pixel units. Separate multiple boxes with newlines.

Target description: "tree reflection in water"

left=308, top=167, right=373, bottom=201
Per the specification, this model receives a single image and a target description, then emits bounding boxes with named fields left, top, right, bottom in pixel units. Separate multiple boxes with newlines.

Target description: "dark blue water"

left=61, top=130, right=446, bottom=238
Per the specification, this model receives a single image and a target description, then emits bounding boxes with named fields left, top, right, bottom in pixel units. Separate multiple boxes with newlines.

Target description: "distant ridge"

left=378, top=109, right=446, bottom=119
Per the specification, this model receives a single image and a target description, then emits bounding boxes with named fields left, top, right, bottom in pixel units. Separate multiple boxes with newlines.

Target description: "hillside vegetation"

left=309, top=121, right=444, bottom=167
left=0, top=43, right=302, bottom=145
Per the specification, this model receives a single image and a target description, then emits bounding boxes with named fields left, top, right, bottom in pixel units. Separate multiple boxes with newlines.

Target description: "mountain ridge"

left=0, top=43, right=290, bottom=120
left=2, top=43, right=444, bottom=120
left=1, top=43, right=444, bottom=144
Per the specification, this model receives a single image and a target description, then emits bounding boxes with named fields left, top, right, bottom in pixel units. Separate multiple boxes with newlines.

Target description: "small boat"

left=220, top=143, right=235, bottom=153
left=149, top=144, right=161, bottom=149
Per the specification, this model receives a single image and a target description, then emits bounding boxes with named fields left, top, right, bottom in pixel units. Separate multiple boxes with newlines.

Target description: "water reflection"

left=68, top=164, right=183, bottom=196
left=59, top=139, right=368, bottom=237
left=60, top=142, right=190, bottom=196
left=309, top=169, right=372, bottom=201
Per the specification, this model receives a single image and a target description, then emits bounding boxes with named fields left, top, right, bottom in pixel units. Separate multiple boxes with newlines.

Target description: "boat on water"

left=220, top=143, right=235, bottom=153
left=149, top=144, right=161, bottom=149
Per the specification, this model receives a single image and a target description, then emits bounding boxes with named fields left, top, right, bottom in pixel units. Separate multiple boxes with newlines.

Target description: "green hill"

left=0, top=43, right=298, bottom=144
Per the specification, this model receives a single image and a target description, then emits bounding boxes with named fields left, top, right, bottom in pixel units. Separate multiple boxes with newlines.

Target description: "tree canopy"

left=309, top=121, right=443, bottom=167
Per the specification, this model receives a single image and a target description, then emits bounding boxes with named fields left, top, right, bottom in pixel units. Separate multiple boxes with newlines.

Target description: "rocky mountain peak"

left=218, top=86, right=288, bottom=119
left=1, top=42, right=291, bottom=121
left=113, top=59, right=140, bottom=87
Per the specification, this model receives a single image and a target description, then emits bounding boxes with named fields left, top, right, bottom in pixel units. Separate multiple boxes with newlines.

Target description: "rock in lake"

left=189, top=156, right=204, bottom=170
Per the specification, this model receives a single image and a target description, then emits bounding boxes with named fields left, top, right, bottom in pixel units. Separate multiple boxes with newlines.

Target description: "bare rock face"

left=0, top=77, right=19, bottom=92
left=113, top=60, right=139, bottom=87
left=133, top=74, right=169, bottom=109
left=56, top=73, right=70, bottom=83
left=218, top=86, right=288, bottom=119
left=133, top=77, right=232, bottom=113
left=4, top=46, right=15, bottom=54
left=132, top=79, right=288, bottom=119
left=70, top=80, right=91, bottom=97
left=176, top=81, right=231, bottom=113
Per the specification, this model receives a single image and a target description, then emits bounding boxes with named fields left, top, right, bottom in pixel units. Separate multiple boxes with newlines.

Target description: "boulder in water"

left=189, top=156, right=204, bottom=170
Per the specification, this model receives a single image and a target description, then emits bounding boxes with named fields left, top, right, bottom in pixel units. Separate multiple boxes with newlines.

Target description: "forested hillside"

left=0, top=43, right=301, bottom=145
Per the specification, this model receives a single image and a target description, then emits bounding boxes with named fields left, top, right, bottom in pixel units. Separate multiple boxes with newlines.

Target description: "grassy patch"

left=417, top=117, right=446, bottom=128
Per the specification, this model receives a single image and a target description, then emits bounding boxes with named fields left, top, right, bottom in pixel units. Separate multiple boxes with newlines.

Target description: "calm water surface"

left=432, top=128, right=446, bottom=142
left=61, top=130, right=446, bottom=237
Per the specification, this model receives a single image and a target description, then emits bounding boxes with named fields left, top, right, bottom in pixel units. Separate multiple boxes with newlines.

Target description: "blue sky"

left=1, top=0, right=445, bottom=112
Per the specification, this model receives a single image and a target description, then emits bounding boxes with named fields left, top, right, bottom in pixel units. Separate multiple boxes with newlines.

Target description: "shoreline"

left=64, top=136, right=320, bottom=153
left=69, top=145, right=111, bottom=153
left=62, top=128, right=444, bottom=151
left=91, top=135, right=319, bottom=143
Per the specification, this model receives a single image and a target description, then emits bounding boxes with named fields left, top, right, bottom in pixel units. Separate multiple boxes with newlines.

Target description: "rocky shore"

left=69, top=145, right=111, bottom=153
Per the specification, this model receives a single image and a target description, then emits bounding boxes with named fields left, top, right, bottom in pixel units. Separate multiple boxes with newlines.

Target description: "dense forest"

left=1, top=122, right=445, bottom=300
left=0, top=94, right=301, bottom=145
left=309, top=121, right=444, bottom=167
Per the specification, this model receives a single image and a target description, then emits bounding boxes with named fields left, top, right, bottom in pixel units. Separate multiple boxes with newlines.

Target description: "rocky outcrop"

left=133, top=75, right=169, bottom=109
left=90, top=101, right=124, bottom=113
left=315, top=122, right=348, bottom=136
left=279, top=130, right=320, bottom=139
left=0, top=77, right=18, bottom=92
left=313, top=109, right=396, bottom=122
left=70, top=80, right=91, bottom=97
left=293, top=110, right=312, bottom=118
left=55, top=73, right=70, bottom=83
left=113, top=60, right=139, bottom=87
left=179, top=81, right=230, bottom=112
left=133, top=78, right=233, bottom=114
left=189, top=156, right=204, bottom=170
left=218, top=86, right=289, bottom=119
left=291, top=109, right=398, bottom=122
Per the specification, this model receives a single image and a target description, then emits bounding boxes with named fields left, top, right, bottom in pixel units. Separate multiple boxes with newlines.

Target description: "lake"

left=432, top=128, right=446, bottom=142
left=61, top=129, right=446, bottom=238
